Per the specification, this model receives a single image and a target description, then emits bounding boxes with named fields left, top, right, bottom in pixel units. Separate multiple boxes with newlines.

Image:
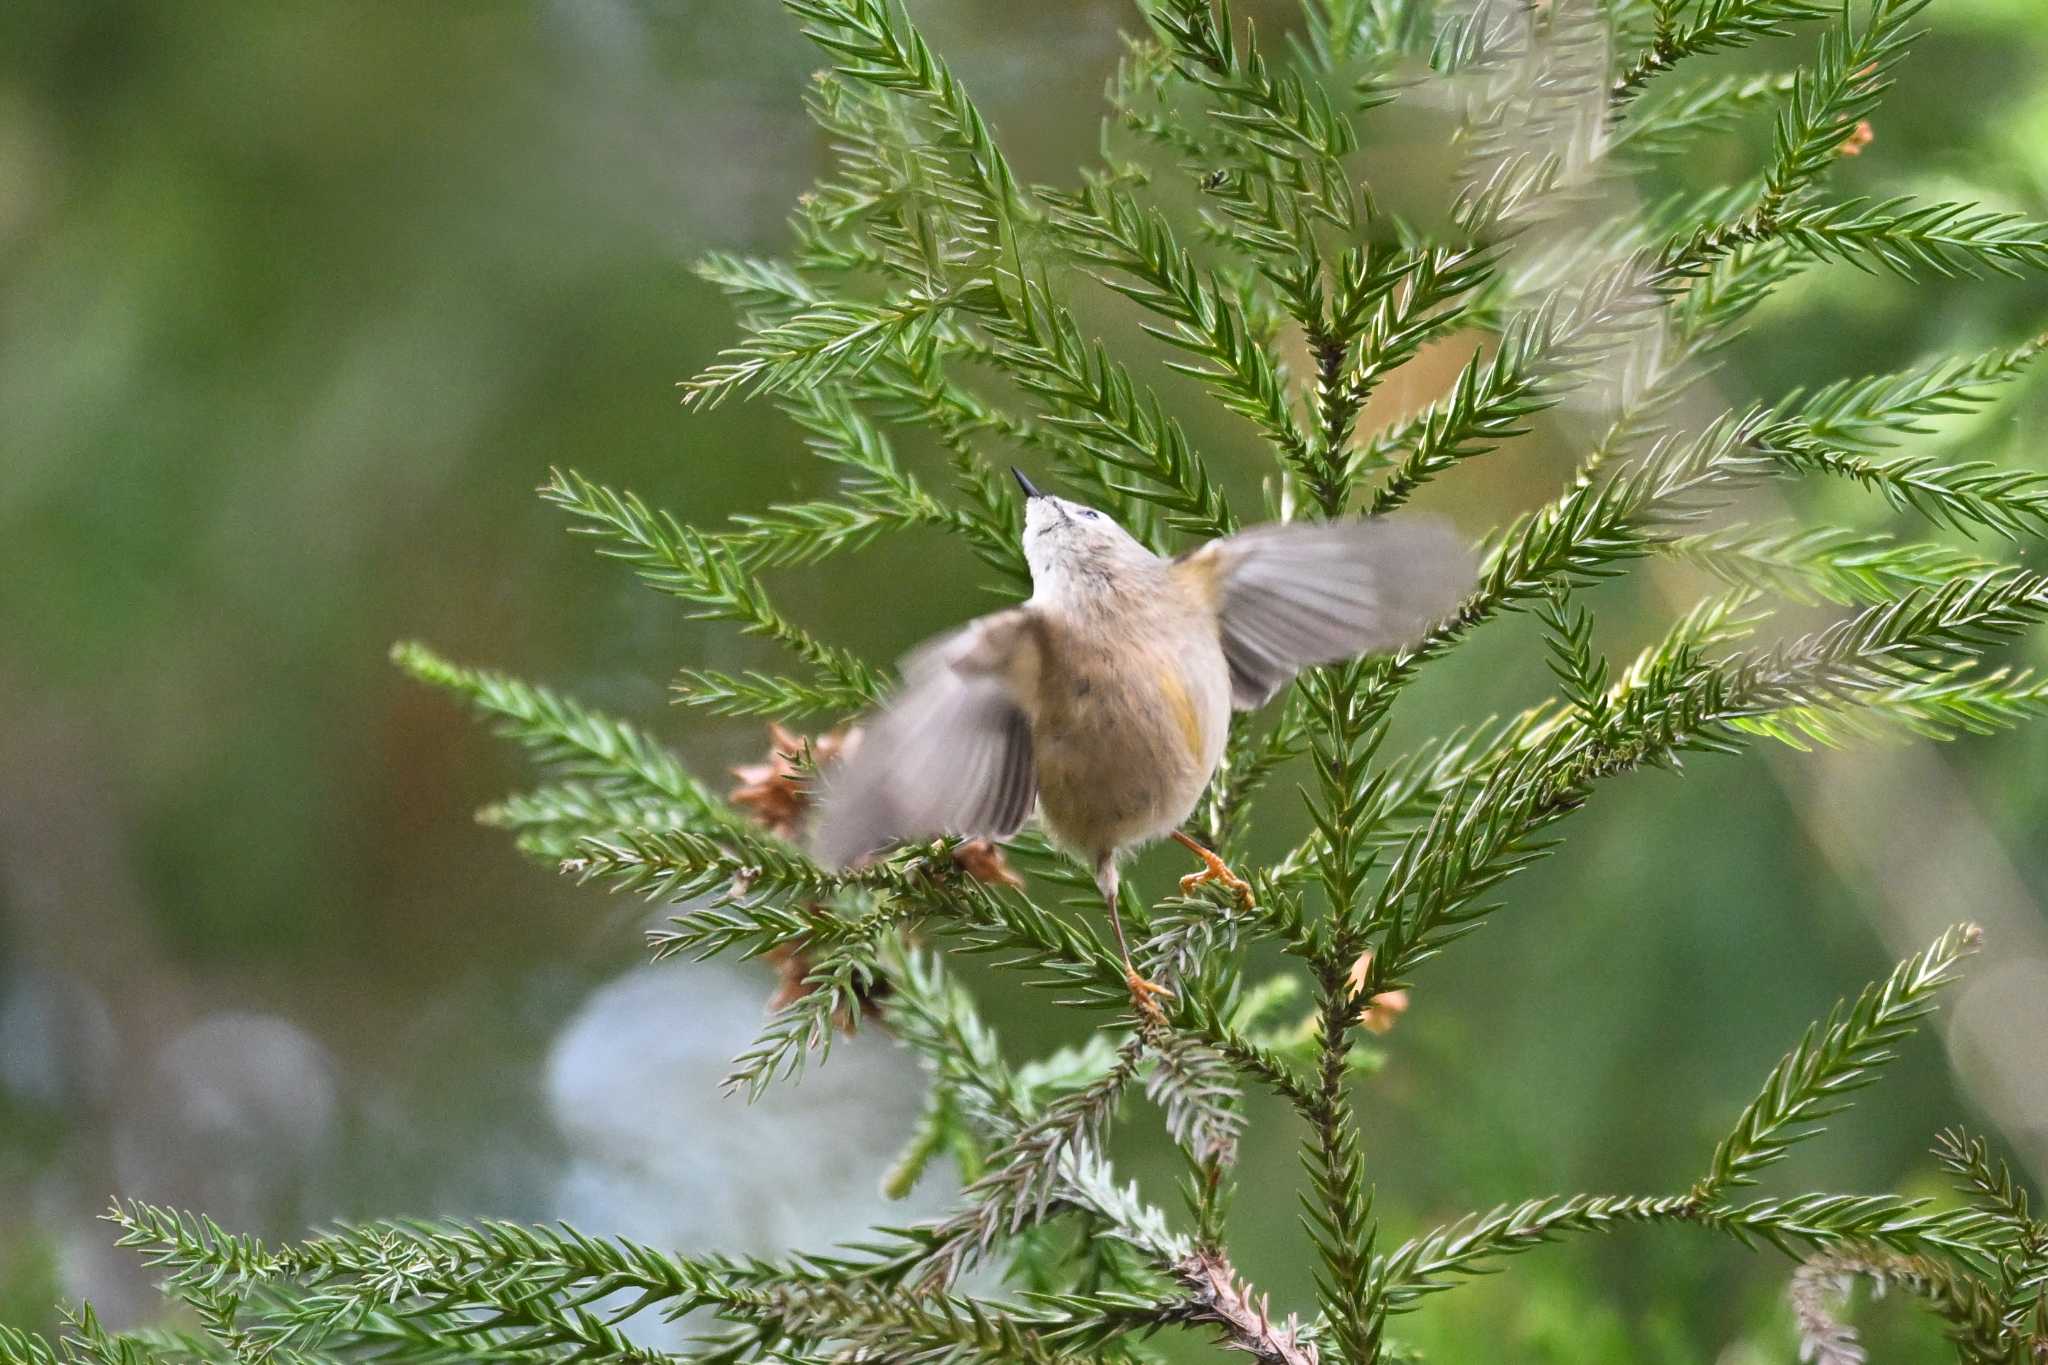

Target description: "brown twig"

left=1170, top=1249, right=1320, bottom=1365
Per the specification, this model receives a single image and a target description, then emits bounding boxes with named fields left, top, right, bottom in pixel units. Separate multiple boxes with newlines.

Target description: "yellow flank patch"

left=1155, top=662, right=1204, bottom=764
left=1171, top=551, right=1222, bottom=609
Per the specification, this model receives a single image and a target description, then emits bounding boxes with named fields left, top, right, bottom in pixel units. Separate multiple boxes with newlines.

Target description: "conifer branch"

left=1169, top=1249, right=1321, bottom=1365
left=1613, top=0, right=1832, bottom=107
left=478, top=783, right=696, bottom=861
left=1757, top=0, right=1927, bottom=218
left=1736, top=665, right=2048, bottom=751
left=1795, top=337, right=2046, bottom=448
left=1789, top=1246, right=2014, bottom=1365
left=941, top=872, right=1137, bottom=1009
left=1362, top=257, right=1686, bottom=516
left=870, top=341, right=1149, bottom=565
left=1303, top=954, right=1379, bottom=1363
left=1693, top=923, right=1981, bottom=1204
left=680, top=287, right=972, bottom=410
left=783, top=0, right=1025, bottom=225
left=1363, top=577, right=2048, bottom=999
left=728, top=390, right=1007, bottom=572
left=1143, top=0, right=1360, bottom=186
left=1042, top=180, right=1310, bottom=471
left=1376, top=1193, right=1697, bottom=1310
left=1377, top=1193, right=2003, bottom=1312
left=540, top=469, right=886, bottom=707
left=789, top=0, right=1237, bottom=537
left=390, top=641, right=740, bottom=833
left=670, top=667, right=885, bottom=722
left=1299, top=244, right=1497, bottom=514
left=979, top=277, right=1239, bottom=537
left=1611, top=71, right=1799, bottom=159
left=720, top=930, right=897, bottom=1097
left=917, top=1038, right=1148, bottom=1289
left=1934, top=1128, right=2043, bottom=1249
left=1142, top=1029, right=1246, bottom=1168
left=570, top=825, right=864, bottom=915
left=1764, top=435, right=2048, bottom=542
left=58, top=2, right=2048, bottom=1361
left=1772, top=196, right=2048, bottom=279
left=1670, top=524, right=1998, bottom=607
left=1349, top=410, right=1769, bottom=734
left=880, top=941, right=1190, bottom=1262
left=1537, top=581, right=1612, bottom=730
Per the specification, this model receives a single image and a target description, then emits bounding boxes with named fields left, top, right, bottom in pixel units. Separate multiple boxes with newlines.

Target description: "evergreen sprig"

left=35, top=0, right=2048, bottom=1362
left=1695, top=922, right=1981, bottom=1203
left=1670, top=523, right=1998, bottom=606
left=681, top=287, right=974, bottom=410
left=1613, top=0, right=1833, bottom=105
left=1758, top=0, right=1928, bottom=216
left=1772, top=196, right=2048, bottom=279
left=390, top=640, right=742, bottom=834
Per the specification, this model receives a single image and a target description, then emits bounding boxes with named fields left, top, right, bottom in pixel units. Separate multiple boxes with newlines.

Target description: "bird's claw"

left=1125, top=965, right=1175, bottom=1026
left=1177, top=848, right=1256, bottom=910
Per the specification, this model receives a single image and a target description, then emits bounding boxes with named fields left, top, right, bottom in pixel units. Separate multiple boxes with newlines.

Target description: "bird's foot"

left=1171, top=831, right=1255, bottom=910
left=1125, top=962, right=1175, bottom=1026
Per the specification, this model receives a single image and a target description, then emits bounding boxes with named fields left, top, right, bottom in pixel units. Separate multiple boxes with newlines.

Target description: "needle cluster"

left=13, top=0, right=2048, bottom=1361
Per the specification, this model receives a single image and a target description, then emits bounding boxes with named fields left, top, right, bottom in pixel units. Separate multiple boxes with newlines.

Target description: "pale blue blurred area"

left=3, top=1, right=2047, bottom=1359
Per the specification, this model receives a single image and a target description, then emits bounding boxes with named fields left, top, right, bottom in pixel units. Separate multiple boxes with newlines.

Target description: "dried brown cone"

left=729, top=724, right=1017, bottom=1024
left=727, top=722, right=860, bottom=840
left=731, top=724, right=864, bottom=1022
left=729, top=721, right=1024, bottom=888
left=760, top=940, right=891, bottom=1033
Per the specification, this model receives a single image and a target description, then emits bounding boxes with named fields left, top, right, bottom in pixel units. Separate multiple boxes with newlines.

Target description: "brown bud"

left=1344, top=949, right=1412, bottom=1036
left=953, top=838, right=1026, bottom=889
left=728, top=723, right=862, bottom=840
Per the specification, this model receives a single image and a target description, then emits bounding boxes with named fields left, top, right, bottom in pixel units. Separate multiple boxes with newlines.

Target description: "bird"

left=810, top=468, right=1473, bottom=1017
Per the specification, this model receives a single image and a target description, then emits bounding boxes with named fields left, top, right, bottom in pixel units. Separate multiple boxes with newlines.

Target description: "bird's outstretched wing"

left=1176, top=518, right=1473, bottom=709
left=809, top=608, right=1041, bottom=869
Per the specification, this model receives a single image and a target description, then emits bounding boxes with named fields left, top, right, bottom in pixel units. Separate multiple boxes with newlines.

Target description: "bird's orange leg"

left=1097, top=856, right=1173, bottom=1025
left=1171, top=830, right=1256, bottom=909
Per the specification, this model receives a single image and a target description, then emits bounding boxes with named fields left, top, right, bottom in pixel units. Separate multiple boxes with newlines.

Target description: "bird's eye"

left=1078, top=508, right=1101, bottom=520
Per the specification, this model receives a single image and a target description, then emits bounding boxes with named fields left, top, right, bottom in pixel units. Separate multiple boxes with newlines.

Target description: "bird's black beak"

left=1011, top=466, right=1044, bottom=500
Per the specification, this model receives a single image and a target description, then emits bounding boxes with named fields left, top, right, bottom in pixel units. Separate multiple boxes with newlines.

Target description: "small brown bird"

left=812, top=469, right=1471, bottom=1014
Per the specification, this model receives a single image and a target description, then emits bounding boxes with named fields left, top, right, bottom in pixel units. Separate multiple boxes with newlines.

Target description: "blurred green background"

left=4, top=1, right=2047, bottom=1359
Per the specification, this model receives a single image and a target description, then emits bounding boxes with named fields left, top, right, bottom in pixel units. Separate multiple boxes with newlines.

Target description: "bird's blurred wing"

left=1177, top=519, right=1473, bottom=709
left=809, top=608, right=1041, bottom=868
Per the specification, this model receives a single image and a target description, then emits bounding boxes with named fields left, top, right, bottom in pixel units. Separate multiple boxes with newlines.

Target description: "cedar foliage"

left=13, top=0, right=2048, bottom=1360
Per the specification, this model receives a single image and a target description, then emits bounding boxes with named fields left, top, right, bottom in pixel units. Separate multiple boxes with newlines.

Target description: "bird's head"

left=1013, top=468, right=1154, bottom=597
